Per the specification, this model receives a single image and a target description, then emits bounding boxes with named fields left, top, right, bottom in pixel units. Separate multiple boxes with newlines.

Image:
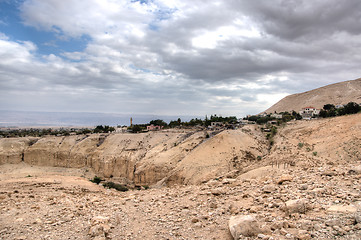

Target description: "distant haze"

left=0, top=110, right=199, bottom=127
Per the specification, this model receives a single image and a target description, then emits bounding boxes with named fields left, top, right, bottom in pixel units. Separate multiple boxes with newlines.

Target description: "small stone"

left=191, top=218, right=199, bottom=223
left=282, top=199, right=310, bottom=214
left=311, top=188, right=325, bottom=196
left=15, top=236, right=27, bottom=240
left=285, top=233, right=293, bottom=239
left=325, top=219, right=340, bottom=226
left=263, top=185, right=276, bottom=193
left=297, top=230, right=311, bottom=240
left=321, top=171, right=337, bottom=176
left=279, top=228, right=288, bottom=236
left=229, top=204, right=239, bottom=214
left=277, top=175, right=292, bottom=185
left=257, top=233, right=268, bottom=239
left=209, top=202, right=217, bottom=209
left=211, top=188, right=225, bottom=196
left=207, top=180, right=221, bottom=187
left=355, top=212, right=361, bottom=223
left=350, top=165, right=361, bottom=174
left=270, top=222, right=282, bottom=230
left=222, top=178, right=236, bottom=184
left=250, top=206, right=261, bottom=213
left=194, top=222, right=202, bottom=228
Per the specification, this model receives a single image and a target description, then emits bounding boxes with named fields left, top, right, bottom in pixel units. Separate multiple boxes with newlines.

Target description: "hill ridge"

left=264, top=78, right=361, bottom=113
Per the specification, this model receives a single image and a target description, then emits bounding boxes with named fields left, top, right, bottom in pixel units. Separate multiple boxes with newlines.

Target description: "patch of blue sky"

left=0, top=1, right=90, bottom=57
left=131, top=0, right=151, bottom=4
left=154, top=8, right=176, bottom=21
left=148, top=8, right=177, bottom=31
left=129, top=64, right=154, bottom=74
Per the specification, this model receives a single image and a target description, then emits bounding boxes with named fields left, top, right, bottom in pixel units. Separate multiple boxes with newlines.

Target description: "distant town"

left=1, top=102, right=360, bottom=138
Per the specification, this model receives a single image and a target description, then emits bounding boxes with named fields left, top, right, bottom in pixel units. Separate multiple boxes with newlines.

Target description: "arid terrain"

left=0, top=113, right=360, bottom=239
left=264, top=78, right=361, bottom=113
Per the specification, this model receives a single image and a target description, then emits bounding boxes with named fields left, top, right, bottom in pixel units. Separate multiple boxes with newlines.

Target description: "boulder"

left=88, top=216, right=111, bottom=238
left=228, top=215, right=261, bottom=239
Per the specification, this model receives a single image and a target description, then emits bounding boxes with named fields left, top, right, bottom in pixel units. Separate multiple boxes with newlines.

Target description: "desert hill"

left=264, top=78, right=361, bottom=113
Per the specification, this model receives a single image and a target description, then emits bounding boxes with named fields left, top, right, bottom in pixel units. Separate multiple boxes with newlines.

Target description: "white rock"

left=326, top=205, right=357, bottom=214
left=283, top=199, right=310, bottom=214
left=229, top=215, right=261, bottom=239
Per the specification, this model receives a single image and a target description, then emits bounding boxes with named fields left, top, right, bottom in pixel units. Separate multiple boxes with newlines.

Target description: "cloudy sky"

left=1, top=0, right=361, bottom=118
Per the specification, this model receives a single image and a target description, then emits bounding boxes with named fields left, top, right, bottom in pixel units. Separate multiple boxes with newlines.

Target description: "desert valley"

left=0, top=79, right=361, bottom=240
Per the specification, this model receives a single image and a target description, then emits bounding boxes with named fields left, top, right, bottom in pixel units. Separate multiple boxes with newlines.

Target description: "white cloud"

left=0, top=38, right=36, bottom=65
left=0, top=1, right=361, bottom=118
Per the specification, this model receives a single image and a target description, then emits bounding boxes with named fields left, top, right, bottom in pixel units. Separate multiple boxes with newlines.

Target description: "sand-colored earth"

left=0, top=113, right=361, bottom=239
left=0, top=126, right=268, bottom=187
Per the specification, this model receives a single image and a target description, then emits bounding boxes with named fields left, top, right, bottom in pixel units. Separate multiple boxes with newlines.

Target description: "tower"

left=130, top=117, right=133, bottom=127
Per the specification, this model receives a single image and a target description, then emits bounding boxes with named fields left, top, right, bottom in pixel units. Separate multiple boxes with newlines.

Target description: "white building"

left=299, top=106, right=320, bottom=119
left=271, top=113, right=283, bottom=119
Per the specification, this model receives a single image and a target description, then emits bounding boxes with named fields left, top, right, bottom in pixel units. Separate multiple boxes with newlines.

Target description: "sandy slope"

left=264, top=78, right=361, bottom=113
left=263, top=113, right=361, bottom=168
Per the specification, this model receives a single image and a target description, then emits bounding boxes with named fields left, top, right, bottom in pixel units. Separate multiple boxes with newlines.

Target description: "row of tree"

left=245, top=111, right=302, bottom=125
left=319, top=102, right=360, bottom=118
left=0, top=125, right=114, bottom=138
left=129, top=115, right=238, bottom=132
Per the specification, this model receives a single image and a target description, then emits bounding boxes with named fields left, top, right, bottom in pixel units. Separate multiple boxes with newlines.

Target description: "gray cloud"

left=1, top=0, right=361, bottom=118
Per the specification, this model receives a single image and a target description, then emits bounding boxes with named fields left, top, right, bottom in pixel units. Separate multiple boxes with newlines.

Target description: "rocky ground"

left=0, top=114, right=360, bottom=239
left=1, top=162, right=361, bottom=240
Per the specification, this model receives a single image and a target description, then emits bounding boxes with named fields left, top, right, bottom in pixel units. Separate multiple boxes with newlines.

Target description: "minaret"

left=130, top=117, right=133, bottom=127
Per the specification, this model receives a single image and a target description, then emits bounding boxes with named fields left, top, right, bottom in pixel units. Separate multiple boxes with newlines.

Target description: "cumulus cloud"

left=0, top=0, right=360, bottom=118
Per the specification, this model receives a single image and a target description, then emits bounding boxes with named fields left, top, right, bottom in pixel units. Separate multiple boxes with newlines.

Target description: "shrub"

left=103, top=182, right=128, bottom=192
left=313, top=152, right=318, bottom=156
left=298, top=142, right=304, bottom=148
left=90, top=176, right=103, bottom=184
left=257, top=156, right=262, bottom=161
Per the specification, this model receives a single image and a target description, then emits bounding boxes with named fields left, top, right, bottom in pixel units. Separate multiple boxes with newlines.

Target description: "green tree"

left=319, top=109, right=328, bottom=118
left=323, top=104, right=335, bottom=110
left=131, top=125, right=142, bottom=133
left=149, top=119, right=168, bottom=127
left=343, top=102, right=360, bottom=114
